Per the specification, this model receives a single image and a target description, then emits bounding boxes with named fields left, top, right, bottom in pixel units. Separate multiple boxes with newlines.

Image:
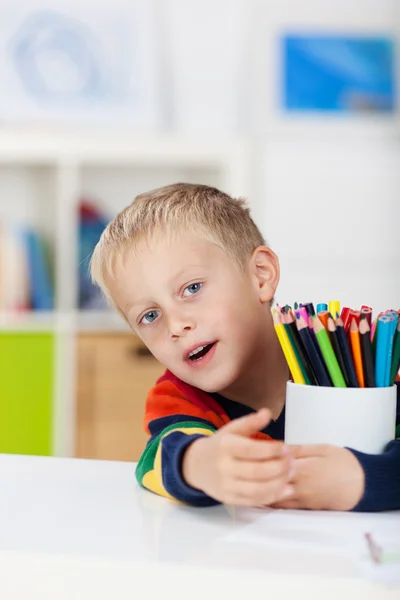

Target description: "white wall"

left=2, top=0, right=399, bottom=313
left=164, top=1, right=399, bottom=312
left=90, top=0, right=400, bottom=311
left=249, top=0, right=400, bottom=312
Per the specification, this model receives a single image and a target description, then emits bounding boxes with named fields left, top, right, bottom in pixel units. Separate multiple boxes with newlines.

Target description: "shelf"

left=76, top=311, right=131, bottom=333
left=0, top=311, right=57, bottom=332
left=0, top=129, right=249, bottom=166
left=0, top=311, right=132, bottom=333
left=0, top=130, right=251, bottom=458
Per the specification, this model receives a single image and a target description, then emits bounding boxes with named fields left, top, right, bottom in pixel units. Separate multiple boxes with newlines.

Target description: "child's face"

left=109, top=234, right=275, bottom=393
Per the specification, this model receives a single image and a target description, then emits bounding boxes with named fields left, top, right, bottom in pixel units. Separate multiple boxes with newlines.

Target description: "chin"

left=180, top=366, right=239, bottom=395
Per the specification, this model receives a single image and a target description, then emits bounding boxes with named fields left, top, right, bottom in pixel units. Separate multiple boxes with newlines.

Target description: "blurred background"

left=0, top=0, right=398, bottom=462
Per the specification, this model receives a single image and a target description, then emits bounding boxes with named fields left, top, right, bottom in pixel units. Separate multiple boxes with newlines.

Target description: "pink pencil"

left=370, top=319, right=377, bottom=341
left=295, top=306, right=309, bottom=327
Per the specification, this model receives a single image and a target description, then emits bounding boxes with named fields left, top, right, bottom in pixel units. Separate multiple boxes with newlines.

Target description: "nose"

left=167, top=311, right=196, bottom=339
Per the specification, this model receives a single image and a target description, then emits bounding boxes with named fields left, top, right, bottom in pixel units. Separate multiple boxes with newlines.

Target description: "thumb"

left=223, top=408, right=272, bottom=437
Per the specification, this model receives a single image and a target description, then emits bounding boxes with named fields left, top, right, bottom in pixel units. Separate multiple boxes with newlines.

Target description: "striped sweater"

left=136, top=370, right=400, bottom=511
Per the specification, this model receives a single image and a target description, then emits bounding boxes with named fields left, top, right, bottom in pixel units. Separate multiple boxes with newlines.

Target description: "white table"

left=0, top=454, right=399, bottom=600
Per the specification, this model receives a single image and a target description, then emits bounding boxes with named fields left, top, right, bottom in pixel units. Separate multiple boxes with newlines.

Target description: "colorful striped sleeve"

left=135, top=376, right=228, bottom=506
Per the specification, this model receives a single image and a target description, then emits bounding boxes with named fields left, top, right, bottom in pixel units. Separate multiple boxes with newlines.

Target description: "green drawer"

left=0, top=333, right=53, bottom=456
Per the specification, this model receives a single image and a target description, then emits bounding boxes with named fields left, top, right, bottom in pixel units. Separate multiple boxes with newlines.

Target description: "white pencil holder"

left=284, top=382, right=397, bottom=454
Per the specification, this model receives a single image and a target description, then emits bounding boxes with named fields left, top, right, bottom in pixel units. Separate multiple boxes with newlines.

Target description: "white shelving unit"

left=0, top=128, right=251, bottom=457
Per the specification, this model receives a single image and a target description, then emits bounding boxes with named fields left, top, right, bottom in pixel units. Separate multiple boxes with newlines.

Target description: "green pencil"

left=311, top=315, right=346, bottom=387
left=390, top=319, right=400, bottom=385
left=282, top=315, right=311, bottom=385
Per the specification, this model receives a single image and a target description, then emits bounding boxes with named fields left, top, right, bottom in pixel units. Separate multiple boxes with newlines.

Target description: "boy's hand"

left=182, top=409, right=294, bottom=506
left=272, top=444, right=365, bottom=511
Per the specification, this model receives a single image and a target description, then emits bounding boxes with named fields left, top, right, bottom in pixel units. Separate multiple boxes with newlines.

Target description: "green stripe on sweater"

left=135, top=420, right=216, bottom=485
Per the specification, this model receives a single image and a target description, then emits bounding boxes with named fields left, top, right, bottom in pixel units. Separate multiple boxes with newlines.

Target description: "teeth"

left=188, top=345, right=205, bottom=358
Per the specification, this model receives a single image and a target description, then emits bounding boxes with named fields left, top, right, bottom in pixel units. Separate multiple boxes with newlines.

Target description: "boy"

left=91, top=183, right=400, bottom=511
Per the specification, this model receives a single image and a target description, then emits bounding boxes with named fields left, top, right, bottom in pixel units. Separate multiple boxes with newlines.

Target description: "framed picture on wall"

left=0, top=0, right=162, bottom=130
left=281, top=34, right=396, bottom=114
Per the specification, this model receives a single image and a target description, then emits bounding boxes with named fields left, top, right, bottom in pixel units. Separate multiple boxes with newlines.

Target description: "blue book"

left=24, top=230, right=54, bottom=310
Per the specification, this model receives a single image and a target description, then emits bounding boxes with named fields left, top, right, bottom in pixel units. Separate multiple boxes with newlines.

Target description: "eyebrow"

left=167, top=265, right=204, bottom=286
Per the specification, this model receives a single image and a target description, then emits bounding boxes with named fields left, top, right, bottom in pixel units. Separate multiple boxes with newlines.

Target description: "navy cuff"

left=161, top=432, right=219, bottom=507
left=348, top=440, right=400, bottom=512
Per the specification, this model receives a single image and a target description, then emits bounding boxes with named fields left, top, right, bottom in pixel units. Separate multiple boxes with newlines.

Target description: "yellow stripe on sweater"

left=142, top=426, right=214, bottom=500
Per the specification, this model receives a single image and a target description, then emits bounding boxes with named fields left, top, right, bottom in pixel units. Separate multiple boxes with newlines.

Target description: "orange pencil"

left=350, top=318, right=365, bottom=387
left=317, top=310, right=329, bottom=329
left=349, top=310, right=361, bottom=328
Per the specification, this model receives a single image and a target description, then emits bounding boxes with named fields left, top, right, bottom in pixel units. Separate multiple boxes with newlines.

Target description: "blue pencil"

left=295, top=314, right=332, bottom=386
left=316, top=303, right=328, bottom=313
left=375, top=316, right=395, bottom=387
left=385, top=315, right=399, bottom=385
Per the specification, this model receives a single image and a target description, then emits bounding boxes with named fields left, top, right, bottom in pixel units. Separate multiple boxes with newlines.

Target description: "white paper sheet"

left=224, top=509, right=400, bottom=584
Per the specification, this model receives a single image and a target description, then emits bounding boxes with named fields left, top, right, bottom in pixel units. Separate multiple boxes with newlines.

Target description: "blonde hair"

left=90, top=183, right=265, bottom=306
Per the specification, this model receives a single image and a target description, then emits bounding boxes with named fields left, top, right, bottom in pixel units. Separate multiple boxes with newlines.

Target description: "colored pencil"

left=335, top=315, right=359, bottom=388
left=349, top=310, right=361, bottom=327
left=273, top=311, right=306, bottom=385
left=327, top=315, right=351, bottom=387
left=317, top=310, right=329, bottom=329
left=375, top=315, right=394, bottom=387
left=295, top=306, right=309, bottom=326
left=295, top=314, right=332, bottom=386
left=277, top=300, right=397, bottom=388
left=302, top=309, right=328, bottom=367
left=284, top=323, right=311, bottom=385
left=385, top=315, right=398, bottom=386
left=370, top=318, right=377, bottom=342
left=359, top=316, right=376, bottom=388
left=341, top=307, right=352, bottom=331
left=361, top=305, right=373, bottom=327
left=286, top=312, right=317, bottom=385
left=303, top=302, right=316, bottom=318
left=311, top=316, right=346, bottom=387
left=386, top=310, right=398, bottom=318
left=328, top=300, right=340, bottom=319
left=349, top=319, right=365, bottom=387
left=390, top=319, right=400, bottom=385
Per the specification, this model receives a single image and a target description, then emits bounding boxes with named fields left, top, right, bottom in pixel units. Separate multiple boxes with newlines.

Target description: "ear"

left=249, top=246, right=280, bottom=304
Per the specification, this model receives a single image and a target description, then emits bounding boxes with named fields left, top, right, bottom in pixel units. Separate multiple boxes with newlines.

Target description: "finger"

left=224, top=434, right=287, bottom=461
left=271, top=498, right=301, bottom=510
left=230, top=457, right=292, bottom=482
left=288, top=444, right=330, bottom=459
left=234, top=479, right=294, bottom=506
left=223, top=408, right=271, bottom=437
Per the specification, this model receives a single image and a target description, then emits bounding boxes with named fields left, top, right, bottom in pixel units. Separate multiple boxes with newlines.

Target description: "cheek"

left=208, top=298, right=256, bottom=335
left=136, top=327, right=165, bottom=357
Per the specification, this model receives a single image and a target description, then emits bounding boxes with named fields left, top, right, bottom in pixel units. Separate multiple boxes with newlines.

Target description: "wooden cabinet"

left=76, top=333, right=165, bottom=462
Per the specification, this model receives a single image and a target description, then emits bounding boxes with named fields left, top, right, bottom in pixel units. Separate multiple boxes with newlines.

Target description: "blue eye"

left=140, top=310, right=159, bottom=325
left=183, top=282, right=203, bottom=297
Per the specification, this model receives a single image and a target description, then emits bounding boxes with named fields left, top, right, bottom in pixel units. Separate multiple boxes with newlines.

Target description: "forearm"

left=349, top=439, right=400, bottom=512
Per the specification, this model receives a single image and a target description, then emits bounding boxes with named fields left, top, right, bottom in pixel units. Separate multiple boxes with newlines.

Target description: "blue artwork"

left=282, top=35, right=396, bottom=113
left=9, top=10, right=125, bottom=104
left=0, top=2, right=159, bottom=128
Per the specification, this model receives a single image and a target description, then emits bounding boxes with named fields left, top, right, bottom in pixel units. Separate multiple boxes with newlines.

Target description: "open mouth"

left=187, top=343, right=215, bottom=362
